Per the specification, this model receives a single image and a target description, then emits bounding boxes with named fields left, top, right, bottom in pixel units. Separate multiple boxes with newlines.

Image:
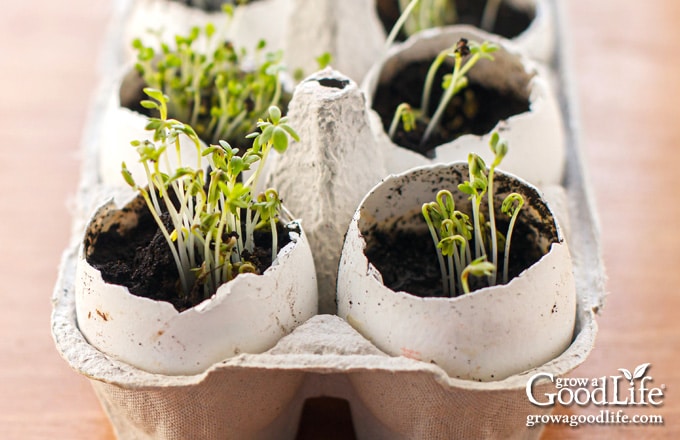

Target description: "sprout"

left=486, top=132, right=508, bottom=284
left=397, top=0, right=457, bottom=38
left=123, top=90, right=298, bottom=302
left=422, top=39, right=497, bottom=145
left=501, top=192, right=524, bottom=284
left=132, top=21, right=288, bottom=146
left=386, top=38, right=497, bottom=149
left=394, top=0, right=504, bottom=37
left=316, top=52, right=333, bottom=70
left=461, top=257, right=496, bottom=294
left=421, top=132, right=523, bottom=296
left=388, top=103, right=417, bottom=140
left=481, top=0, right=503, bottom=32
left=385, top=0, right=422, bottom=49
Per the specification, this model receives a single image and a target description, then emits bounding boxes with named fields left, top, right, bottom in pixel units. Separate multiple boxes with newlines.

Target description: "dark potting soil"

left=372, top=59, right=530, bottom=157
left=376, top=0, right=534, bottom=42
left=364, top=215, right=547, bottom=298
left=86, top=199, right=295, bottom=312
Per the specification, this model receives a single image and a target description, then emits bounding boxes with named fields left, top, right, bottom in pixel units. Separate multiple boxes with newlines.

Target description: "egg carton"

left=52, top=0, right=605, bottom=438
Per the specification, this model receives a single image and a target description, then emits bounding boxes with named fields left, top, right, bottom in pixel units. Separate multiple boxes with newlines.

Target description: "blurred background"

left=0, top=0, right=678, bottom=438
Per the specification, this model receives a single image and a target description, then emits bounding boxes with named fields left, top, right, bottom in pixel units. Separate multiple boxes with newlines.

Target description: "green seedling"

left=480, top=0, right=503, bottom=32
left=421, top=39, right=497, bottom=145
left=122, top=89, right=299, bottom=302
left=397, top=0, right=457, bottom=37
left=395, top=0, right=504, bottom=36
left=461, top=257, right=496, bottom=294
left=486, top=131, right=508, bottom=284
left=501, top=192, right=523, bottom=284
left=388, top=38, right=497, bottom=147
left=316, top=52, right=333, bottom=70
left=388, top=103, right=418, bottom=139
left=132, top=14, right=287, bottom=146
left=422, top=133, right=524, bottom=296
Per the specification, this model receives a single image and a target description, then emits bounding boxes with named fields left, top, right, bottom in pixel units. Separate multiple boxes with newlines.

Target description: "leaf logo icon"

left=618, top=368, right=633, bottom=381
left=619, top=363, right=651, bottom=385
left=633, top=363, right=651, bottom=380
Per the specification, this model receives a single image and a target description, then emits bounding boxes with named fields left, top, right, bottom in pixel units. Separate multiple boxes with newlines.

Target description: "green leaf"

left=140, top=100, right=158, bottom=110
left=465, top=257, right=496, bottom=277
left=501, top=193, right=524, bottom=216
left=458, top=182, right=475, bottom=195
left=205, top=22, right=215, bottom=39
left=271, top=127, right=289, bottom=153
left=316, top=52, right=333, bottom=69
left=281, top=124, right=300, bottom=142
left=143, top=87, right=165, bottom=102
left=268, top=105, right=282, bottom=124
left=121, top=163, right=136, bottom=187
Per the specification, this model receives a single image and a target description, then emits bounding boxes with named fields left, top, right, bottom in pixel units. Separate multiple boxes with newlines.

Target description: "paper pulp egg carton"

left=52, top=0, right=605, bottom=438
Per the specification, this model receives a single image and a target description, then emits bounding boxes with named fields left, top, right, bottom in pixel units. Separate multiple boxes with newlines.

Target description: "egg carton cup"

left=52, top=0, right=605, bottom=438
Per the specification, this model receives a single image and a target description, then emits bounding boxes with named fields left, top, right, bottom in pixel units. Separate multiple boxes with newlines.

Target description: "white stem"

left=488, top=169, right=498, bottom=285
left=270, top=217, right=278, bottom=264
left=387, top=0, right=421, bottom=49
left=481, top=0, right=502, bottom=32
left=503, top=211, right=519, bottom=284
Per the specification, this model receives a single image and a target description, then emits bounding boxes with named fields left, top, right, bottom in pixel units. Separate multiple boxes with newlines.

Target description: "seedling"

left=315, top=52, right=333, bottom=70
left=501, top=192, right=523, bottom=284
left=480, top=0, right=504, bottom=32
left=388, top=103, right=417, bottom=139
left=395, top=0, right=504, bottom=36
left=132, top=9, right=288, bottom=146
left=422, top=133, right=524, bottom=296
left=397, top=0, right=457, bottom=37
left=460, top=257, right=495, bottom=294
left=389, top=38, right=497, bottom=147
left=122, top=88, right=299, bottom=303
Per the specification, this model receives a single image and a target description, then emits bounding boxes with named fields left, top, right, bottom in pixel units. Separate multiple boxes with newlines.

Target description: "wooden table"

left=0, top=1, right=677, bottom=438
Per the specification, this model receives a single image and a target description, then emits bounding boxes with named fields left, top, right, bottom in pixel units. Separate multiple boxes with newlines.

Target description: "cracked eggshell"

left=121, top=0, right=293, bottom=65
left=374, top=0, right=556, bottom=63
left=75, top=195, right=318, bottom=376
left=505, top=0, right=557, bottom=62
left=363, top=25, right=565, bottom=187
left=337, top=162, right=576, bottom=381
left=284, top=0, right=385, bottom=83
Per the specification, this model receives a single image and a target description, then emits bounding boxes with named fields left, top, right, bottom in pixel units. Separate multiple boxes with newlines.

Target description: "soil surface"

left=376, top=0, right=534, bottom=42
left=372, top=59, right=530, bottom=157
left=364, top=210, right=548, bottom=298
left=86, top=196, right=295, bottom=311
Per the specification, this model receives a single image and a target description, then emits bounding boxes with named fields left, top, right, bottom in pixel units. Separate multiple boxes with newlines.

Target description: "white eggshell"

left=363, top=25, right=566, bottom=187
left=284, top=0, right=385, bottom=82
left=507, top=0, right=557, bottom=62
left=75, top=199, right=318, bottom=375
left=121, top=0, right=293, bottom=65
left=337, top=163, right=576, bottom=381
